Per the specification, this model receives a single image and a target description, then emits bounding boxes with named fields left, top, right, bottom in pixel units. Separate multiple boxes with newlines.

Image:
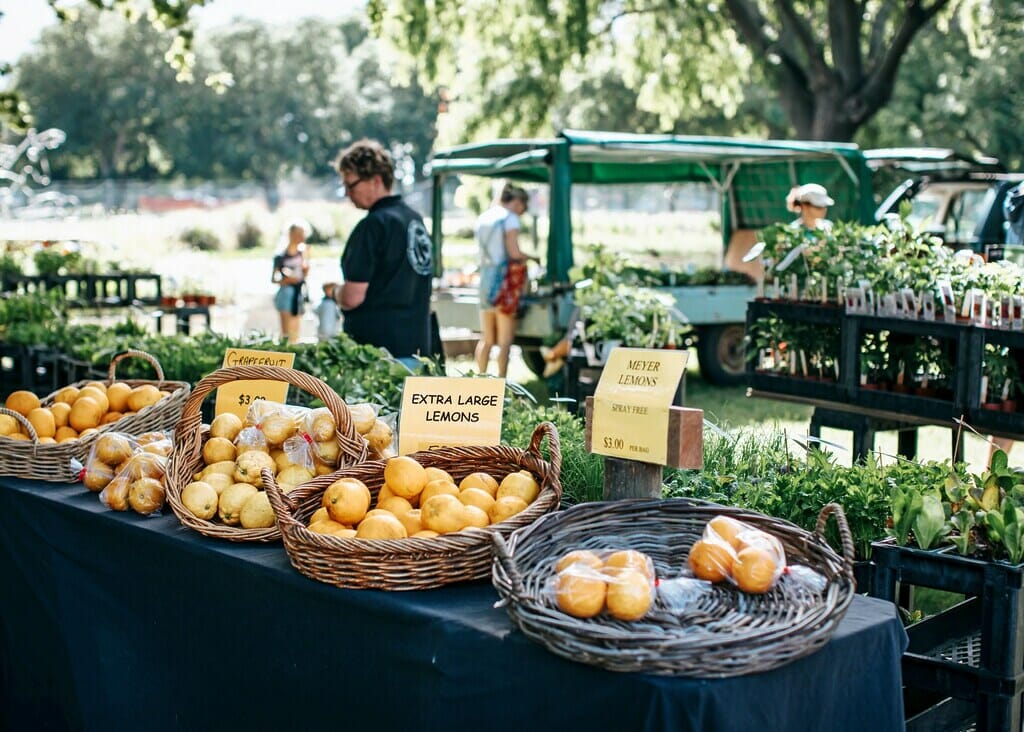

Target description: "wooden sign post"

left=584, top=348, right=703, bottom=500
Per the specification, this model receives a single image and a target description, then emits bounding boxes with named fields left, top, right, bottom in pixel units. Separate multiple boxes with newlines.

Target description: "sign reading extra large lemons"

left=215, top=348, right=296, bottom=420
left=398, top=376, right=505, bottom=454
left=591, top=347, right=688, bottom=465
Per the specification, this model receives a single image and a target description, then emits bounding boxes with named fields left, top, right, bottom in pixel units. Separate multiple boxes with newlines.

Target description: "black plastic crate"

left=747, top=299, right=845, bottom=325
left=969, top=407, right=1024, bottom=438
left=748, top=371, right=846, bottom=402
left=871, top=539, right=1024, bottom=731
left=853, top=388, right=957, bottom=421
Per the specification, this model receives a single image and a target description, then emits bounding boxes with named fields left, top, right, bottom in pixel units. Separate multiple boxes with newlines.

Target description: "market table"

left=0, top=477, right=908, bottom=732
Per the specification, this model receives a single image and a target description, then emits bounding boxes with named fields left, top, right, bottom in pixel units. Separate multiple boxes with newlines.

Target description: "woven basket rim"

left=264, top=421, right=563, bottom=589
left=165, top=365, right=369, bottom=543
left=490, top=498, right=855, bottom=678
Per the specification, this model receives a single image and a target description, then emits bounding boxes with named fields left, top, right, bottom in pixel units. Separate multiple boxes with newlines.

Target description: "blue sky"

left=0, top=0, right=365, bottom=63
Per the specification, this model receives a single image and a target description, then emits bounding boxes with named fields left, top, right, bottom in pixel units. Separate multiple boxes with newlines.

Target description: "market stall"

left=0, top=476, right=907, bottom=732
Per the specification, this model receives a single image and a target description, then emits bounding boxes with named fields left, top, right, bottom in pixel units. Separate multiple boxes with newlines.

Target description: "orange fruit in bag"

left=708, top=515, right=746, bottom=549
left=733, top=547, right=779, bottom=594
left=688, top=539, right=734, bottom=583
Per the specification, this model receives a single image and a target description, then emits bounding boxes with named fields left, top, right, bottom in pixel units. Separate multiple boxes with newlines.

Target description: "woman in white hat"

left=786, top=183, right=835, bottom=232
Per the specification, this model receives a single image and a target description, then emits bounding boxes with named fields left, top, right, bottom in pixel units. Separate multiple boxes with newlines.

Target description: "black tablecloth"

left=0, top=478, right=908, bottom=732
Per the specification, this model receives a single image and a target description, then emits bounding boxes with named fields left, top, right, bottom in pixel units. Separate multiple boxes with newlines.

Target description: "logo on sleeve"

left=407, top=220, right=433, bottom=276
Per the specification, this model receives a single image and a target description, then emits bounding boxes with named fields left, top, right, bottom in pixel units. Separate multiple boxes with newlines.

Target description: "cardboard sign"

left=215, top=349, right=296, bottom=420
left=591, top=347, right=689, bottom=465
left=398, top=376, right=505, bottom=455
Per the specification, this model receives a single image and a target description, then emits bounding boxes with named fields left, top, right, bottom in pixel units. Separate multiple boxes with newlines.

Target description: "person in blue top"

left=474, top=183, right=532, bottom=377
left=325, top=139, right=433, bottom=362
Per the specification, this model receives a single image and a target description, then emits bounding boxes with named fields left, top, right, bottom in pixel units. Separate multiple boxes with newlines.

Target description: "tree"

left=859, top=0, right=1024, bottom=169
left=15, top=7, right=181, bottom=181
left=369, top=0, right=960, bottom=141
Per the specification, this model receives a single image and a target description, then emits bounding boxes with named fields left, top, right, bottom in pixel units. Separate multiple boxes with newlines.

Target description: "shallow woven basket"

left=491, top=499, right=855, bottom=678
left=0, top=349, right=189, bottom=482
left=166, top=365, right=368, bottom=543
left=263, top=422, right=562, bottom=590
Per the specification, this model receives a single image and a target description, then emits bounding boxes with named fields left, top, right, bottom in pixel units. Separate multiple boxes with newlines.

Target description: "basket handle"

left=491, top=532, right=526, bottom=601
left=524, top=421, right=562, bottom=501
left=108, top=349, right=165, bottom=384
left=174, top=365, right=367, bottom=468
left=262, top=466, right=303, bottom=524
left=814, top=503, right=855, bottom=578
left=0, top=407, right=38, bottom=444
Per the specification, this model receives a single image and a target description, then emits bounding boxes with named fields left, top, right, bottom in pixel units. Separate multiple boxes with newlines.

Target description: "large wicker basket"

left=0, top=349, right=189, bottom=482
left=263, top=422, right=562, bottom=590
left=166, top=365, right=368, bottom=542
left=491, top=499, right=855, bottom=678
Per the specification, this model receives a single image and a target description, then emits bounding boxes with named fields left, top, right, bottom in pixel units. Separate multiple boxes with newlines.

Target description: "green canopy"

left=429, top=130, right=876, bottom=282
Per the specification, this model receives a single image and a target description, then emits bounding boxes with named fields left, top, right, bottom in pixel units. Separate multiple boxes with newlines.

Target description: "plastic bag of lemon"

left=688, top=515, right=787, bottom=593
left=71, top=430, right=172, bottom=516
left=552, top=549, right=657, bottom=621
left=306, top=455, right=542, bottom=539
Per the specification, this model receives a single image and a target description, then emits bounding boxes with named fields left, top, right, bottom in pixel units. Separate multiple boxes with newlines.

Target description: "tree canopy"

left=369, top=0, right=968, bottom=142
left=13, top=9, right=438, bottom=190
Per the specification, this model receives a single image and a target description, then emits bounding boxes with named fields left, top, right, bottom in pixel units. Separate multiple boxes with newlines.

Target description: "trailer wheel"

left=519, top=345, right=548, bottom=378
left=697, top=324, right=747, bottom=386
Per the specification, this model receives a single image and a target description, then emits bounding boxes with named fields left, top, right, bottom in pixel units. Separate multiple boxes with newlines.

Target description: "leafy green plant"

left=180, top=227, right=222, bottom=252
left=236, top=219, right=263, bottom=250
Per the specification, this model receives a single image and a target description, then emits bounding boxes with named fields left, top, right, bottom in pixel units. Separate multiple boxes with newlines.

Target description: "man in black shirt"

left=327, top=139, right=433, bottom=359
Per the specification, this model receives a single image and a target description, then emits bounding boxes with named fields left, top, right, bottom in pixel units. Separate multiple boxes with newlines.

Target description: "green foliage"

left=0, top=254, right=24, bottom=278
left=13, top=11, right=437, bottom=186
left=501, top=400, right=604, bottom=506
left=33, top=248, right=83, bottom=276
left=236, top=219, right=263, bottom=251
left=373, top=0, right=968, bottom=141
left=180, top=227, right=221, bottom=252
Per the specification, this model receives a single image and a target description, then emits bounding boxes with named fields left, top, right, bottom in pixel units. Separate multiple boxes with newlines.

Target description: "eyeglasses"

left=342, top=177, right=366, bottom=195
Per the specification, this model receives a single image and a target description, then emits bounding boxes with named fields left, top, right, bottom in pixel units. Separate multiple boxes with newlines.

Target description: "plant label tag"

left=1002, top=296, right=1012, bottom=330
left=972, top=290, right=986, bottom=325
left=215, top=349, right=296, bottom=420
left=398, top=376, right=505, bottom=455
left=1014, top=296, right=1023, bottom=330
left=901, top=289, right=917, bottom=318
left=789, top=273, right=799, bottom=302
left=882, top=294, right=898, bottom=318
left=845, top=287, right=863, bottom=314
left=922, top=293, right=935, bottom=321
left=591, top=348, right=688, bottom=466
left=937, top=282, right=956, bottom=322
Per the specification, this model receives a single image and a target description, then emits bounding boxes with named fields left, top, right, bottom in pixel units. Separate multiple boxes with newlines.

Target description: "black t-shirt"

left=341, top=195, right=433, bottom=357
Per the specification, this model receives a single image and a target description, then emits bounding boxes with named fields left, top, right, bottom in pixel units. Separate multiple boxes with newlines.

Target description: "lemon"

left=383, top=456, right=428, bottom=499
left=497, top=471, right=540, bottom=504
left=459, top=472, right=499, bottom=497
left=182, top=481, right=219, bottom=519
left=240, top=492, right=276, bottom=529
left=219, top=483, right=258, bottom=525
left=322, top=477, right=371, bottom=525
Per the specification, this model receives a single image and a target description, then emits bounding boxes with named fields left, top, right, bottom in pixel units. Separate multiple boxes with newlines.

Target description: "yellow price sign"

left=398, top=376, right=505, bottom=455
left=214, top=348, right=296, bottom=420
left=591, top=347, right=688, bottom=465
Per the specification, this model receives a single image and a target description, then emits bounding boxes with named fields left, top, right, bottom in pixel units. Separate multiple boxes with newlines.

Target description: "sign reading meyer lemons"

left=591, top=347, right=688, bottom=465
left=398, top=376, right=505, bottom=455
left=214, top=348, right=296, bottom=420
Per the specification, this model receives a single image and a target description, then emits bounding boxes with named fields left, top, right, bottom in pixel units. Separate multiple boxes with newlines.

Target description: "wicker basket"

left=491, top=499, right=855, bottom=678
left=0, top=349, right=189, bottom=482
left=166, top=365, right=368, bottom=542
left=263, top=422, right=562, bottom=590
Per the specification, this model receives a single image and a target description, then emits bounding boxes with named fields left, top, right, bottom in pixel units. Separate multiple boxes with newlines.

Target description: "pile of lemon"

left=181, top=412, right=302, bottom=530
left=2, top=383, right=168, bottom=443
left=306, top=454, right=541, bottom=539
left=688, top=515, right=783, bottom=594
left=553, top=549, right=656, bottom=621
